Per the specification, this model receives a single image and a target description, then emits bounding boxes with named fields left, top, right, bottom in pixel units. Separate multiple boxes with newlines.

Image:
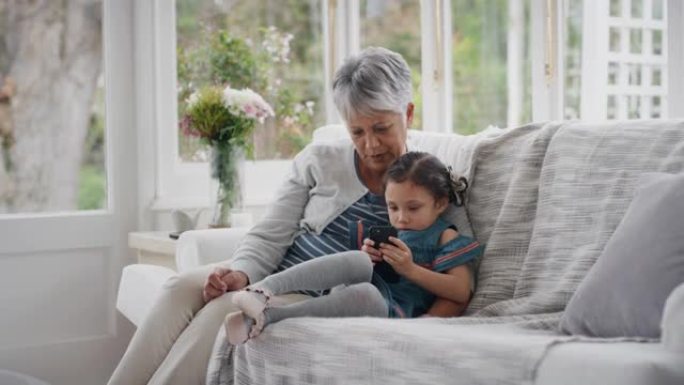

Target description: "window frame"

left=533, top=0, right=683, bottom=121
left=138, top=0, right=684, bottom=217
left=668, top=0, right=684, bottom=117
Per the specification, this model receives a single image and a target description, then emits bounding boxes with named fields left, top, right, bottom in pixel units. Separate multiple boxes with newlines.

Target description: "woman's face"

left=347, top=103, right=413, bottom=174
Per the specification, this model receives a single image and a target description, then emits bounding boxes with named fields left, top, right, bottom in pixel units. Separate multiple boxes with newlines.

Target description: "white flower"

left=262, top=26, right=293, bottom=64
left=221, top=86, right=275, bottom=124
left=186, top=91, right=200, bottom=109
left=305, top=101, right=315, bottom=115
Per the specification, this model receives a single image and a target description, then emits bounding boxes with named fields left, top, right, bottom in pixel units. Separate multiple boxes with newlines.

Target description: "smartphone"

left=368, top=226, right=400, bottom=283
left=369, top=226, right=398, bottom=248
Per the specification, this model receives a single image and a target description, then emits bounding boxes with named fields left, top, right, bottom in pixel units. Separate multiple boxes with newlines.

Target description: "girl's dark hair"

left=384, top=152, right=468, bottom=206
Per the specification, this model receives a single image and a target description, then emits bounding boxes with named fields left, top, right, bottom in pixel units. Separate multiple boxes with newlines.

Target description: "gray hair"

left=333, top=47, right=413, bottom=122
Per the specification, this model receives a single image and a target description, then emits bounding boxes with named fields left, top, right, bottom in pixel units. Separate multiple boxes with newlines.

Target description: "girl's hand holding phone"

left=378, top=236, right=416, bottom=277
left=361, top=238, right=384, bottom=264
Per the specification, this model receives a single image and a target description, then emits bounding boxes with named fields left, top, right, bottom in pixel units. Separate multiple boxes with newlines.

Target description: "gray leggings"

left=250, top=251, right=389, bottom=326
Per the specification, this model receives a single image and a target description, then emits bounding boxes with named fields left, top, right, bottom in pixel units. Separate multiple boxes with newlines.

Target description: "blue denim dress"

left=371, top=217, right=482, bottom=318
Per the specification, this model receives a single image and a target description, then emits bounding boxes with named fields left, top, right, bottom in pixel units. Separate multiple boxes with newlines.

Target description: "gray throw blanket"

left=207, top=120, right=684, bottom=385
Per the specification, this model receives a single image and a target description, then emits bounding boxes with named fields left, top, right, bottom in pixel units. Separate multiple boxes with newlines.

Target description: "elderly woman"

left=108, top=47, right=461, bottom=385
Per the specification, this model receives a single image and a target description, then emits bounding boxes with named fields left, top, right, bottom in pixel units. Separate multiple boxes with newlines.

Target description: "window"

left=360, top=0, right=423, bottom=129
left=0, top=1, right=106, bottom=214
left=145, top=0, right=683, bottom=211
left=176, top=0, right=325, bottom=160
left=567, top=0, right=671, bottom=120
left=451, top=0, right=532, bottom=133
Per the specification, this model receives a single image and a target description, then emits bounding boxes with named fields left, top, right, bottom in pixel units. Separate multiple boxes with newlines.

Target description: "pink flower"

left=180, top=115, right=200, bottom=137
left=222, top=86, right=274, bottom=123
left=243, top=104, right=256, bottom=118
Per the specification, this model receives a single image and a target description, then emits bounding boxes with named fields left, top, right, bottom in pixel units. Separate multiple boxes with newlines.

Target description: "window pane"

left=360, top=0, right=422, bottom=130
left=652, top=67, right=662, bottom=85
left=628, top=63, right=642, bottom=85
left=631, top=0, right=643, bottom=18
left=610, top=0, right=621, bottom=17
left=609, top=27, right=622, bottom=52
left=451, top=0, right=532, bottom=133
left=607, top=62, right=620, bottom=85
left=651, top=96, right=661, bottom=118
left=607, top=95, right=617, bottom=119
left=0, top=1, right=106, bottom=214
left=652, top=0, right=664, bottom=19
left=629, top=28, right=642, bottom=53
left=628, top=95, right=641, bottom=118
left=176, top=1, right=325, bottom=160
left=565, top=0, right=584, bottom=119
left=652, top=29, right=662, bottom=55
left=564, top=0, right=668, bottom=120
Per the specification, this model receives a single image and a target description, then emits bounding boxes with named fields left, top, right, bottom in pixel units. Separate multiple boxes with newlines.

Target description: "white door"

left=0, top=1, right=136, bottom=384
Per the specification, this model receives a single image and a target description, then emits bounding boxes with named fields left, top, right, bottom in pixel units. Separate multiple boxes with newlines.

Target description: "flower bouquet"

left=181, top=85, right=274, bottom=227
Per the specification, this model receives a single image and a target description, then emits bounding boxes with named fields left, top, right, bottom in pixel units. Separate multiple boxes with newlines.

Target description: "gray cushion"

left=560, top=172, right=684, bottom=338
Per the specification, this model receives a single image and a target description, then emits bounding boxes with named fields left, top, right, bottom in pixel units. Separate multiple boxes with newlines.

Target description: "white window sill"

left=150, top=159, right=292, bottom=211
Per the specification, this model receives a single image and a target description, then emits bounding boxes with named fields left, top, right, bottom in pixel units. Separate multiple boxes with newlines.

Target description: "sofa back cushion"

left=559, top=172, right=684, bottom=338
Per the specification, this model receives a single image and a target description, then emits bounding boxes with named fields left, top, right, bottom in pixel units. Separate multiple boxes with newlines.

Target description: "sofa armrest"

left=175, top=227, right=249, bottom=273
left=662, top=282, right=684, bottom=353
left=117, top=264, right=176, bottom=327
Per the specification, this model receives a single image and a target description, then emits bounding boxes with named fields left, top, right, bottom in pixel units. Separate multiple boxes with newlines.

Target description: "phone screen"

left=369, top=226, right=401, bottom=283
left=369, top=226, right=398, bottom=248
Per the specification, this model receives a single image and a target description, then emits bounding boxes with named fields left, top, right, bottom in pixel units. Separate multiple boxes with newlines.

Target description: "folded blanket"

left=466, top=120, right=684, bottom=316
left=210, top=314, right=570, bottom=385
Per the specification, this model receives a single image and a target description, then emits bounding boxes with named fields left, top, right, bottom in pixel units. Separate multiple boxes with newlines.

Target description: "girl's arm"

left=380, top=229, right=472, bottom=304
left=423, top=228, right=472, bottom=316
left=403, top=262, right=471, bottom=303
left=424, top=297, right=468, bottom=317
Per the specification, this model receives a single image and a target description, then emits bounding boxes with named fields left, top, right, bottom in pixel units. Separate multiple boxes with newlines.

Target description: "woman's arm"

left=228, top=148, right=314, bottom=284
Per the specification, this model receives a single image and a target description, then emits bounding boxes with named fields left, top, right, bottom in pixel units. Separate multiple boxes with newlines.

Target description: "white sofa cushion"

left=116, top=264, right=176, bottom=327
left=176, top=228, right=248, bottom=273
left=536, top=341, right=684, bottom=385
left=116, top=228, right=248, bottom=327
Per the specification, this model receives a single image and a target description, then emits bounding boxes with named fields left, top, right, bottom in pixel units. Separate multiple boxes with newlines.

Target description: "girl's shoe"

left=224, top=311, right=253, bottom=345
left=231, top=287, right=272, bottom=334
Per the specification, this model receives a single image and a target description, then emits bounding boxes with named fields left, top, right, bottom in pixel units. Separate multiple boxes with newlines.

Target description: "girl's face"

left=385, top=180, right=449, bottom=231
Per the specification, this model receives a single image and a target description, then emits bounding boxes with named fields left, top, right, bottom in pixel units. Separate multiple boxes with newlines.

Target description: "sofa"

left=117, top=120, right=684, bottom=385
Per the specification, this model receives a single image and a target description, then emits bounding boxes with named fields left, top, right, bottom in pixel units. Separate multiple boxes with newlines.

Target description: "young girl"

left=225, top=152, right=482, bottom=344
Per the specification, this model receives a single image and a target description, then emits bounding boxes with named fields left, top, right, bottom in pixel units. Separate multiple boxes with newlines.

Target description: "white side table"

left=128, top=231, right=177, bottom=271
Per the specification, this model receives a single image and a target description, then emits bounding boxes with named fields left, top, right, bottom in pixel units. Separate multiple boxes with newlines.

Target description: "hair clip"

left=446, top=166, right=468, bottom=206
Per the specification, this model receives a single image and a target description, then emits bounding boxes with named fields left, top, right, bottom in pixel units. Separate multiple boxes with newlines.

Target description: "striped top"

left=275, top=192, right=390, bottom=296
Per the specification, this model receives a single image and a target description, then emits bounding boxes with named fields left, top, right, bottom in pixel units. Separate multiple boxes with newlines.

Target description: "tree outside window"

left=0, top=1, right=106, bottom=214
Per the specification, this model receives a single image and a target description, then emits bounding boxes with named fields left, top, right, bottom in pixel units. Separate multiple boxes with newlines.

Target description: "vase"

left=209, top=142, right=244, bottom=228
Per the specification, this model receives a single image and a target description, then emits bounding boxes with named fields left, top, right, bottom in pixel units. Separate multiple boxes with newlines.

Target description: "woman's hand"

left=361, top=238, right=384, bottom=265
left=378, top=236, right=417, bottom=277
left=202, top=267, right=249, bottom=303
